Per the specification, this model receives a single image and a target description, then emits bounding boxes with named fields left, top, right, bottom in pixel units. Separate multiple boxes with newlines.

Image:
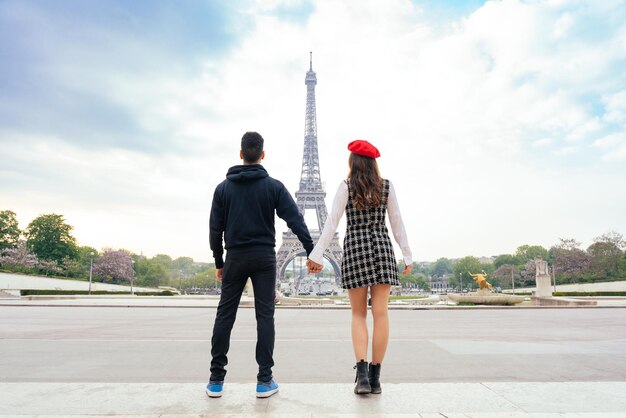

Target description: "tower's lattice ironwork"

left=276, top=53, right=343, bottom=285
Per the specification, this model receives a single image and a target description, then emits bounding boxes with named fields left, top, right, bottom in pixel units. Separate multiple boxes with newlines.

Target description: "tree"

left=494, top=254, right=522, bottom=269
left=520, top=259, right=539, bottom=286
left=37, top=258, right=63, bottom=275
left=25, top=214, right=78, bottom=265
left=93, top=249, right=135, bottom=284
left=64, top=246, right=99, bottom=278
left=0, top=210, right=21, bottom=250
left=0, top=240, right=38, bottom=271
left=399, top=269, right=431, bottom=292
left=151, top=254, right=173, bottom=281
left=550, top=238, right=591, bottom=283
left=171, top=256, right=198, bottom=287
left=492, top=264, right=521, bottom=288
left=452, top=256, right=483, bottom=289
left=413, top=275, right=431, bottom=292
left=450, top=256, right=495, bottom=289
left=152, top=254, right=173, bottom=267
left=133, top=256, right=169, bottom=287
left=587, top=231, right=625, bottom=279
left=430, top=257, right=453, bottom=278
left=173, top=256, right=194, bottom=272
left=515, top=245, right=549, bottom=264
left=184, top=268, right=219, bottom=291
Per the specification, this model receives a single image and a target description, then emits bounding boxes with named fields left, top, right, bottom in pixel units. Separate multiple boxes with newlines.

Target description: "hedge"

left=553, top=291, right=626, bottom=297
left=20, top=289, right=174, bottom=296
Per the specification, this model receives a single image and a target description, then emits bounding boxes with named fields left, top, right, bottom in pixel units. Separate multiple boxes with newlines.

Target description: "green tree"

left=452, top=256, right=483, bottom=289
left=63, top=246, right=99, bottom=278
left=494, top=254, right=522, bottom=269
left=430, top=257, right=453, bottom=277
left=134, top=256, right=169, bottom=287
left=152, top=254, right=173, bottom=267
left=399, top=270, right=431, bottom=292
left=173, top=256, right=194, bottom=272
left=171, top=256, right=198, bottom=287
left=0, top=210, right=21, bottom=250
left=184, top=268, right=219, bottom=291
left=587, top=232, right=625, bottom=279
left=515, top=245, right=549, bottom=263
left=25, top=214, right=78, bottom=265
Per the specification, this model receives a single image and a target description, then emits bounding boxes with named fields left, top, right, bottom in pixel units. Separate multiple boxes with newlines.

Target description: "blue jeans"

left=210, top=251, right=276, bottom=382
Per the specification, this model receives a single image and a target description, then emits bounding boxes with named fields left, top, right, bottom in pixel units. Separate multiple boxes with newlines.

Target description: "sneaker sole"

left=256, top=388, right=279, bottom=398
left=206, top=388, right=223, bottom=398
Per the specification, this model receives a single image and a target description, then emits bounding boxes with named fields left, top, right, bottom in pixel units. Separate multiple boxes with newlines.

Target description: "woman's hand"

left=307, top=259, right=323, bottom=273
left=402, top=263, right=413, bottom=275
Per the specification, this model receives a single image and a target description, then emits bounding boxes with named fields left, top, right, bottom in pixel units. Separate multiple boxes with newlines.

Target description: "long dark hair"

left=348, top=153, right=383, bottom=210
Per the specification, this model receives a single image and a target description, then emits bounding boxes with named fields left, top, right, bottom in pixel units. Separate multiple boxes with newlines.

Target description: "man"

left=207, top=131, right=322, bottom=398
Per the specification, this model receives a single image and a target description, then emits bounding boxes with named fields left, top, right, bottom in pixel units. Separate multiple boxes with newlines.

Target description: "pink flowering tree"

left=0, top=240, right=38, bottom=271
left=93, top=249, right=135, bottom=284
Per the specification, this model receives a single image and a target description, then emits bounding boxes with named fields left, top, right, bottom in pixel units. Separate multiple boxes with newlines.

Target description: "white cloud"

left=603, top=89, right=626, bottom=125
left=593, top=132, right=626, bottom=161
left=532, top=137, right=554, bottom=147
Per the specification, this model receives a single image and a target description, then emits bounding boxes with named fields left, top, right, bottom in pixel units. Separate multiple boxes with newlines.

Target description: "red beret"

left=347, top=140, right=380, bottom=159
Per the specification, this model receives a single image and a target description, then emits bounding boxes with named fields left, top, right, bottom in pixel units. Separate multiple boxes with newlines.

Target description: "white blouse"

left=308, top=180, right=413, bottom=266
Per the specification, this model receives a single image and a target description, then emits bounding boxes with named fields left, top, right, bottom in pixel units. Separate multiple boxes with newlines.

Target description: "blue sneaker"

left=206, top=381, right=224, bottom=398
left=256, top=379, right=279, bottom=398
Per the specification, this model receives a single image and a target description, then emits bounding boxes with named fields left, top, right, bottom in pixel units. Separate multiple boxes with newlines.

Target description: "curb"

left=1, top=303, right=625, bottom=310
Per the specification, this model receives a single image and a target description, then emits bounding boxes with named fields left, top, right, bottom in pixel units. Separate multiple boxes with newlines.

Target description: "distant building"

left=429, top=274, right=450, bottom=293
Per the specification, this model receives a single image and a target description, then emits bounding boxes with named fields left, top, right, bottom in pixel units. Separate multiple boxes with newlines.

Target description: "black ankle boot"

left=368, top=363, right=381, bottom=394
left=353, top=360, right=371, bottom=394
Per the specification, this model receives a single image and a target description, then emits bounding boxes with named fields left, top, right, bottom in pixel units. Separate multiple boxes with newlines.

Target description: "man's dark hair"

left=241, top=131, right=264, bottom=163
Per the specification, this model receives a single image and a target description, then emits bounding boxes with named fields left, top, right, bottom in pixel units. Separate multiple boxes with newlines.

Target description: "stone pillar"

left=534, top=259, right=552, bottom=297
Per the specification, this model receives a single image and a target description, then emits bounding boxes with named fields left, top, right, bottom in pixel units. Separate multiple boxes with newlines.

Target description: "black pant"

left=210, top=251, right=276, bottom=383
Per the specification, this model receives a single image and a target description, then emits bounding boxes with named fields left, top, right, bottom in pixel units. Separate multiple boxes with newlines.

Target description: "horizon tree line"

left=400, top=233, right=626, bottom=290
left=0, top=210, right=217, bottom=290
left=2, top=209, right=625, bottom=291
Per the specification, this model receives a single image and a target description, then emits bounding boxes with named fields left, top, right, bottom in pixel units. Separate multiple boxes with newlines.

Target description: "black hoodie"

left=209, top=164, right=314, bottom=268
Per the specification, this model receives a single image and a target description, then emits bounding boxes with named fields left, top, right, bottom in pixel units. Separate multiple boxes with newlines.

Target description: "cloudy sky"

left=1, top=0, right=625, bottom=263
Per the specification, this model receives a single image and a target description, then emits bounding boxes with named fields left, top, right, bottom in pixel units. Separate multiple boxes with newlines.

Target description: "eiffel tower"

left=276, top=52, right=343, bottom=285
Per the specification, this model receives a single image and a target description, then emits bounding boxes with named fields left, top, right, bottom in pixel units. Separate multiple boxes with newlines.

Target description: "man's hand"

left=402, top=263, right=413, bottom=275
left=306, top=259, right=323, bottom=274
left=216, top=268, right=223, bottom=281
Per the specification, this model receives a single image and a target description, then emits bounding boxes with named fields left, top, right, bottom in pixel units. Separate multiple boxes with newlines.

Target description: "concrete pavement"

left=1, top=382, right=626, bottom=416
left=2, top=304, right=626, bottom=416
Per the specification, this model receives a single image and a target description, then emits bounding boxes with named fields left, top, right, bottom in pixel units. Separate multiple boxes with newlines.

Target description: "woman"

left=307, top=139, right=412, bottom=395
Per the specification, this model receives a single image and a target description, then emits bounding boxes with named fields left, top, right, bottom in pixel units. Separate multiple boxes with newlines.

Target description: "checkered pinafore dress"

left=340, top=179, right=400, bottom=289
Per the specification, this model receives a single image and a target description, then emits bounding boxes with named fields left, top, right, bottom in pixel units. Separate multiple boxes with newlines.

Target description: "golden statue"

left=469, top=272, right=493, bottom=290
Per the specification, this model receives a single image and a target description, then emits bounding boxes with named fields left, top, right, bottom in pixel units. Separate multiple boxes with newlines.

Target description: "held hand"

left=216, top=268, right=223, bottom=282
left=307, top=259, right=323, bottom=274
left=402, top=263, right=413, bottom=275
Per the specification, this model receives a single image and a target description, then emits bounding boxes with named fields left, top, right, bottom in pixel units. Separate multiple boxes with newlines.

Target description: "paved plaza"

left=1, top=303, right=626, bottom=416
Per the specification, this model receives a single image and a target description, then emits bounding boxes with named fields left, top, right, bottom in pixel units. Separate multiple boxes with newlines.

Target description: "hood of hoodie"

left=226, top=164, right=269, bottom=182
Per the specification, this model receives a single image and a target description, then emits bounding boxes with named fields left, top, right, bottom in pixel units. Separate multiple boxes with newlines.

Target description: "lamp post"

left=130, top=259, right=135, bottom=295
left=459, top=272, right=462, bottom=292
left=511, top=266, right=515, bottom=294
left=88, top=252, right=94, bottom=295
